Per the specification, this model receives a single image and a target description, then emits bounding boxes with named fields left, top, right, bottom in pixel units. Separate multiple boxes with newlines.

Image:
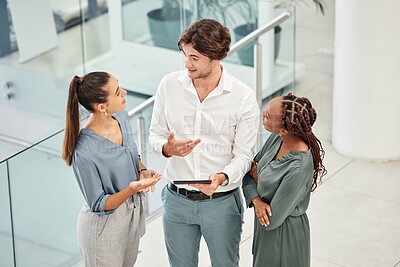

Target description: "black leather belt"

left=168, top=183, right=236, bottom=201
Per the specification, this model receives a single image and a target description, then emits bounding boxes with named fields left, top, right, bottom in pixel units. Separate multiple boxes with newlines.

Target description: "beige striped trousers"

left=77, top=193, right=145, bottom=267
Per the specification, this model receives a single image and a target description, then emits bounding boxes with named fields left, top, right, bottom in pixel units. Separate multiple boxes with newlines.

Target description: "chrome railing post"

left=136, top=113, right=149, bottom=216
left=254, top=43, right=262, bottom=149
left=136, top=113, right=146, bottom=164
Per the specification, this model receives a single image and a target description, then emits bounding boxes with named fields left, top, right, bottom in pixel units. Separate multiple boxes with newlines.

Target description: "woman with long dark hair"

left=243, top=93, right=327, bottom=267
left=62, top=71, right=161, bottom=266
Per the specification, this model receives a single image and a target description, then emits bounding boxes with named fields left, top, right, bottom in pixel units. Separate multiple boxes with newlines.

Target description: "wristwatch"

left=218, top=172, right=229, bottom=187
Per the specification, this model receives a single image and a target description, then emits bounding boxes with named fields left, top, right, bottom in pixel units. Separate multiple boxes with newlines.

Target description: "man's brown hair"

left=178, top=19, right=231, bottom=60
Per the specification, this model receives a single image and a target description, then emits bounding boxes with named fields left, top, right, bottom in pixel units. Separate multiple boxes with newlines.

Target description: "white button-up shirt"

left=149, top=68, right=260, bottom=192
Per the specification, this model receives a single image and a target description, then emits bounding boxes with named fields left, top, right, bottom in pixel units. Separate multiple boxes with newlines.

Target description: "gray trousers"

left=77, top=193, right=145, bottom=267
left=162, top=185, right=244, bottom=267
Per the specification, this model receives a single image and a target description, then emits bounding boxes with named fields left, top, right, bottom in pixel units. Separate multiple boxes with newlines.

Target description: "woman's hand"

left=252, top=197, right=272, bottom=227
left=140, top=169, right=159, bottom=179
left=130, top=170, right=161, bottom=193
left=250, top=160, right=258, bottom=183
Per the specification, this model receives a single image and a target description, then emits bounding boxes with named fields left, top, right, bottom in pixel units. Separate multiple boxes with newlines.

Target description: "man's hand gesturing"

left=162, top=132, right=201, bottom=157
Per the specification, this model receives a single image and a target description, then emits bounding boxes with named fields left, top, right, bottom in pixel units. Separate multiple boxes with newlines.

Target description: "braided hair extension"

left=281, top=93, right=327, bottom=191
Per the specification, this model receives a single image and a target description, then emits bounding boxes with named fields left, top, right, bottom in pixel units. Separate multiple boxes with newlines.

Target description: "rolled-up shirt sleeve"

left=72, top=153, right=113, bottom=215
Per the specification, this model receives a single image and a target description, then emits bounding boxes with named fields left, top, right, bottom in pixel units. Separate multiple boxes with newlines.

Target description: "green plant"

left=196, top=0, right=257, bottom=29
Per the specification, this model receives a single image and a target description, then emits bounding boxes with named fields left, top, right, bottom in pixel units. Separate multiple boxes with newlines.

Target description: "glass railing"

left=0, top=129, right=83, bottom=267
left=259, top=3, right=296, bottom=143
left=224, top=3, right=295, bottom=145
left=0, top=0, right=95, bottom=161
left=0, top=105, right=169, bottom=266
left=0, top=161, right=13, bottom=267
left=270, top=3, right=296, bottom=96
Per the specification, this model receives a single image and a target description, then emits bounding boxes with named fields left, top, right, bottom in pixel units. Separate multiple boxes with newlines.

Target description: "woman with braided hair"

left=242, top=93, right=327, bottom=266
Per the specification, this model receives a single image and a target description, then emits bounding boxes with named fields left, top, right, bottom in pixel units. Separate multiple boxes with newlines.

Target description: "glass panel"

left=0, top=161, right=13, bottom=267
left=7, top=131, right=84, bottom=266
left=122, top=0, right=193, bottom=51
left=52, top=0, right=109, bottom=34
left=78, top=0, right=111, bottom=66
left=129, top=105, right=168, bottom=218
left=0, top=0, right=88, bottom=161
left=271, top=4, right=296, bottom=94
left=121, top=0, right=258, bottom=65
left=0, top=0, right=16, bottom=57
left=259, top=2, right=296, bottom=144
left=0, top=0, right=148, bottom=162
left=1, top=0, right=86, bottom=90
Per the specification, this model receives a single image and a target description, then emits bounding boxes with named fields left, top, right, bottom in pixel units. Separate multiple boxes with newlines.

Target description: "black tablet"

left=173, top=180, right=212, bottom=184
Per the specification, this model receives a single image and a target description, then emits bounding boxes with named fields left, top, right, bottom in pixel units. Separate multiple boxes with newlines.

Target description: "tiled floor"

left=134, top=1, right=400, bottom=266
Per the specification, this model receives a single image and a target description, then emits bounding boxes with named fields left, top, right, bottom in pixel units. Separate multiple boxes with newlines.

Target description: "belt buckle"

left=176, top=187, right=190, bottom=198
left=187, top=191, right=209, bottom=201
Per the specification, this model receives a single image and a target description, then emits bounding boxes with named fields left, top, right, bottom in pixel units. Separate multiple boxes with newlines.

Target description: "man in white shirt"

left=149, top=19, right=259, bottom=267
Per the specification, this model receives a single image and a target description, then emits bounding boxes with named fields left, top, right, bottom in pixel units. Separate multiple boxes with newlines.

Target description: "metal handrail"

left=128, top=94, right=156, bottom=117
left=228, top=11, right=291, bottom=55
left=0, top=135, right=60, bottom=158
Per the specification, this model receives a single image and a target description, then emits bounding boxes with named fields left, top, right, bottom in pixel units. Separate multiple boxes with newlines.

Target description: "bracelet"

left=139, top=168, right=147, bottom=173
